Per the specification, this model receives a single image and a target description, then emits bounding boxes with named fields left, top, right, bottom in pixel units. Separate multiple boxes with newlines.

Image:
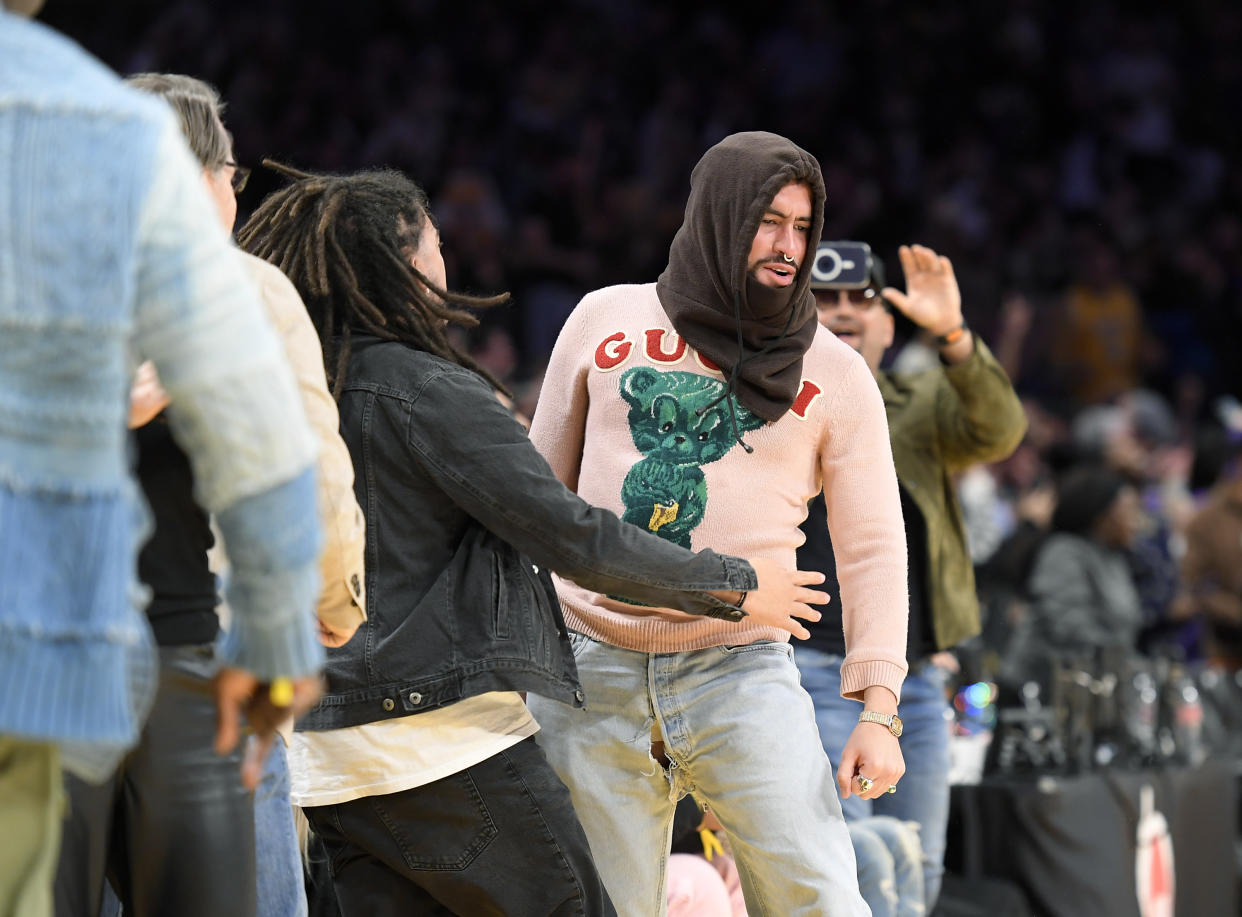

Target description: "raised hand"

left=882, top=244, right=963, bottom=338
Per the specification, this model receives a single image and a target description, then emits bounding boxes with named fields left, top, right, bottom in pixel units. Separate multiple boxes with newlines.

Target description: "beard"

left=744, top=271, right=797, bottom=325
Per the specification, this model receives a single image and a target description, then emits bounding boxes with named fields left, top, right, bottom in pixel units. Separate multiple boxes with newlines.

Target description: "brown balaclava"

left=656, top=131, right=826, bottom=424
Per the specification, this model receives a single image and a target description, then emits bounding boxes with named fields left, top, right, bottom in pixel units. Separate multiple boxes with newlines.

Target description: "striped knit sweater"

left=529, top=283, right=909, bottom=701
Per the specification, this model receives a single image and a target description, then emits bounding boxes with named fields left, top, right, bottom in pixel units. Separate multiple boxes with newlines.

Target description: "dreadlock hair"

left=237, top=161, right=511, bottom=399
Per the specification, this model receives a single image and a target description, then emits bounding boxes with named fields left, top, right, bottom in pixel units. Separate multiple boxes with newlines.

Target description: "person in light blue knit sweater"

left=0, top=3, right=326, bottom=914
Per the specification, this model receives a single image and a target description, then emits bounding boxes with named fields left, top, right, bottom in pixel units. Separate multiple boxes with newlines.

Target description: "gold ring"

left=856, top=775, right=874, bottom=794
left=269, top=677, right=294, bottom=708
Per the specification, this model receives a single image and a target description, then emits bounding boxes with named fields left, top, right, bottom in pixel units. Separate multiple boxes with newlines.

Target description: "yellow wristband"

left=269, top=677, right=294, bottom=708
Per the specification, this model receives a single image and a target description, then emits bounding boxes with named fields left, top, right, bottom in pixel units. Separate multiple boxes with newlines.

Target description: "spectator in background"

left=796, top=241, right=1025, bottom=909
left=957, top=293, right=1037, bottom=567
left=1071, top=390, right=1194, bottom=659
left=0, top=5, right=324, bottom=915
left=1173, top=431, right=1242, bottom=672
left=1048, top=228, right=1146, bottom=409
left=1002, top=464, right=1144, bottom=687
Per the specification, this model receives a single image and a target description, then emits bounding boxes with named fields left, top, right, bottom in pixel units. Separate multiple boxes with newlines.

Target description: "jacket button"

left=382, top=698, right=395, bottom=712
left=574, top=689, right=585, bottom=703
left=351, top=573, right=362, bottom=594
left=408, top=692, right=422, bottom=705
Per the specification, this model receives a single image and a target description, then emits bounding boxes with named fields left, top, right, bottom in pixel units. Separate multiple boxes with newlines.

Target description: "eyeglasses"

left=224, top=161, right=251, bottom=194
left=818, top=288, right=886, bottom=310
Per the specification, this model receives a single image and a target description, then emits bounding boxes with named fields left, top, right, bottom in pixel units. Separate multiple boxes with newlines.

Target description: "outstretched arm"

left=403, top=368, right=825, bottom=633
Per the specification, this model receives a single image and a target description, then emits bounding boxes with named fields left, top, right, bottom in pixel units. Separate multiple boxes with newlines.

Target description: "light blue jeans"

left=529, top=634, right=870, bottom=917
left=254, top=739, right=308, bottom=917
left=849, top=816, right=925, bottom=917
left=795, top=647, right=951, bottom=909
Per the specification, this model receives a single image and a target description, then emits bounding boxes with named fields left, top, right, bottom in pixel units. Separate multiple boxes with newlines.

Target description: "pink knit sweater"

left=530, top=284, right=909, bottom=701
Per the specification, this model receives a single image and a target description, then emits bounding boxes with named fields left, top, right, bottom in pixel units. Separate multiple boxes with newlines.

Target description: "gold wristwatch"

left=858, top=710, right=903, bottom=737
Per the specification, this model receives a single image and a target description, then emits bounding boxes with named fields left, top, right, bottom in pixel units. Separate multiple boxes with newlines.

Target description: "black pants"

left=304, top=736, right=615, bottom=917
left=53, top=644, right=256, bottom=917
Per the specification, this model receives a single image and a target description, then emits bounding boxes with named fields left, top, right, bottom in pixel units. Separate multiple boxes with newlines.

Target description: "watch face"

left=890, top=715, right=904, bottom=737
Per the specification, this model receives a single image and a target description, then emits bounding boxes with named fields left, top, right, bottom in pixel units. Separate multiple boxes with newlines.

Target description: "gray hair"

left=124, top=72, right=232, bottom=170
left=3, top=0, right=49, bottom=16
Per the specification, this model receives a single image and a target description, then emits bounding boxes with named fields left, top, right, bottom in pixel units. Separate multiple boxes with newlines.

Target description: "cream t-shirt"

left=287, top=692, right=538, bottom=807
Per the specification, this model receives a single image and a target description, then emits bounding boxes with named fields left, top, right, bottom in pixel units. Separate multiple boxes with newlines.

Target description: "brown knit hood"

left=656, top=131, right=826, bottom=423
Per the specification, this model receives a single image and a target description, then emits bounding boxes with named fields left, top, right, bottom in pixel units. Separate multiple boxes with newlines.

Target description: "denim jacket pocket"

left=490, top=552, right=510, bottom=640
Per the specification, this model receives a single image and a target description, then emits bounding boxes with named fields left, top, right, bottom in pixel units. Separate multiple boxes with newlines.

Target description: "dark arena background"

left=41, top=0, right=1242, bottom=418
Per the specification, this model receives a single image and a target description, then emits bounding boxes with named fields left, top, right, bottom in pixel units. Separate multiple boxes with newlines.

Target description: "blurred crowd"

left=45, top=0, right=1242, bottom=414
left=46, top=0, right=1242, bottom=732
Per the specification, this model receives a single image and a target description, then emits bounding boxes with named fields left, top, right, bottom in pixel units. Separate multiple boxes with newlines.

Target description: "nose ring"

left=781, top=253, right=795, bottom=264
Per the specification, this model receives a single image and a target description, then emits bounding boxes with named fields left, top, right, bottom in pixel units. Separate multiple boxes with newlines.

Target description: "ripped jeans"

left=528, top=634, right=870, bottom=917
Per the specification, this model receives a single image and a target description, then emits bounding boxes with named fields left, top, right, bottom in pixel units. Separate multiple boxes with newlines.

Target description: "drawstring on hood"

left=657, top=131, right=826, bottom=438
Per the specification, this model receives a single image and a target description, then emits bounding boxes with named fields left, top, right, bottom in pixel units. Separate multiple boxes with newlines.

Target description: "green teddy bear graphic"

left=618, top=366, right=764, bottom=551
left=620, top=458, right=704, bottom=550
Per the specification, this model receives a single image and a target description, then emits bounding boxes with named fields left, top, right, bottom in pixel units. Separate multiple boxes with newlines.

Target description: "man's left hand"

left=882, top=244, right=963, bottom=337
left=836, top=723, right=905, bottom=801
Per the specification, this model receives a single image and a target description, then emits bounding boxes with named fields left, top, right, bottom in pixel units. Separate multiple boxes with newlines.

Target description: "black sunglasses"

left=818, top=287, right=886, bottom=309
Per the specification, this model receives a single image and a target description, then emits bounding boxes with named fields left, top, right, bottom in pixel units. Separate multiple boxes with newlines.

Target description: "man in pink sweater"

left=528, top=131, right=910, bottom=916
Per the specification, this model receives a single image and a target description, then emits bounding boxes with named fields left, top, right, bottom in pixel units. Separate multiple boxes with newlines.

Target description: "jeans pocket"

left=369, top=772, right=498, bottom=872
left=715, top=639, right=793, bottom=659
left=322, top=806, right=354, bottom=876
left=568, top=630, right=592, bottom=658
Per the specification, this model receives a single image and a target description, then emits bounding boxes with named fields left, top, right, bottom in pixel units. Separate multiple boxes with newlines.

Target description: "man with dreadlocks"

left=238, top=164, right=828, bottom=917
left=526, top=131, right=910, bottom=916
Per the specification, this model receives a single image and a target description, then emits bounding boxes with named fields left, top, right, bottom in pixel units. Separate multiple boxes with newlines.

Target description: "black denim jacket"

left=299, top=337, right=755, bottom=730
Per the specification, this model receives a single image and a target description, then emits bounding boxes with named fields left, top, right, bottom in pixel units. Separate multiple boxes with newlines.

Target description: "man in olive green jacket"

left=796, top=242, right=1026, bottom=909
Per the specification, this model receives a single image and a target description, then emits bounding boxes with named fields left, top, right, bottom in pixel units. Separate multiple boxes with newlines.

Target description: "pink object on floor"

left=666, top=852, right=749, bottom=917
left=667, top=853, right=733, bottom=916
left=714, top=852, right=748, bottom=916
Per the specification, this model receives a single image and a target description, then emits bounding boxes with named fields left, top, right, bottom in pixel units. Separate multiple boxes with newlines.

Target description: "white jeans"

left=529, top=634, right=871, bottom=917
